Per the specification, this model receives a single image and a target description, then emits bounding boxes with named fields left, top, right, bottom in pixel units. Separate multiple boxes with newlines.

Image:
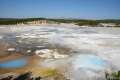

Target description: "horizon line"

left=0, top=17, right=120, bottom=20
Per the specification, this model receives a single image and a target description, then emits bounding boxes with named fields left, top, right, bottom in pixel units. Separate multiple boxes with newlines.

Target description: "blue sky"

left=0, top=0, right=120, bottom=19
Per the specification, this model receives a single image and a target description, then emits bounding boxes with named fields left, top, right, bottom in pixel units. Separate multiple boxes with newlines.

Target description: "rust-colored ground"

left=0, top=44, right=67, bottom=79
left=0, top=54, right=59, bottom=78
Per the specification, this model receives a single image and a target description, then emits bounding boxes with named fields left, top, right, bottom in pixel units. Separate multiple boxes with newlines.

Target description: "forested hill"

left=0, top=18, right=120, bottom=27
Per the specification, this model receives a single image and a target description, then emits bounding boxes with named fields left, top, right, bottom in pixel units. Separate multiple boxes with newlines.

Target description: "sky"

left=0, top=0, right=120, bottom=19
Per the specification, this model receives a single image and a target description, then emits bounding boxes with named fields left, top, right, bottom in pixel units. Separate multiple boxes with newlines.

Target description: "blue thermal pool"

left=0, top=58, right=28, bottom=68
left=73, top=54, right=107, bottom=70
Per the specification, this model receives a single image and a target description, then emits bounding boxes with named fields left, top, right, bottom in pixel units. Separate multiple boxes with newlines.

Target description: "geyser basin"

left=0, top=25, right=120, bottom=80
left=72, top=54, right=107, bottom=70
left=0, top=58, right=27, bottom=68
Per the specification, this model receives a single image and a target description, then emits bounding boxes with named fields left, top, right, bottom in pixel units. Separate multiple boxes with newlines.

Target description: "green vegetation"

left=105, top=71, right=120, bottom=80
left=49, top=19, right=99, bottom=26
left=76, top=20, right=99, bottom=26
left=50, top=19, right=120, bottom=26
left=0, top=18, right=46, bottom=25
left=0, top=18, right=120, bottom=27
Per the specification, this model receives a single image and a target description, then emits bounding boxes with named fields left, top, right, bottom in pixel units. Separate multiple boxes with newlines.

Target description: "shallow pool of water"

left=72, top=54, right=107, bottom=70
left=0, top=58, right=27, bottom=68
